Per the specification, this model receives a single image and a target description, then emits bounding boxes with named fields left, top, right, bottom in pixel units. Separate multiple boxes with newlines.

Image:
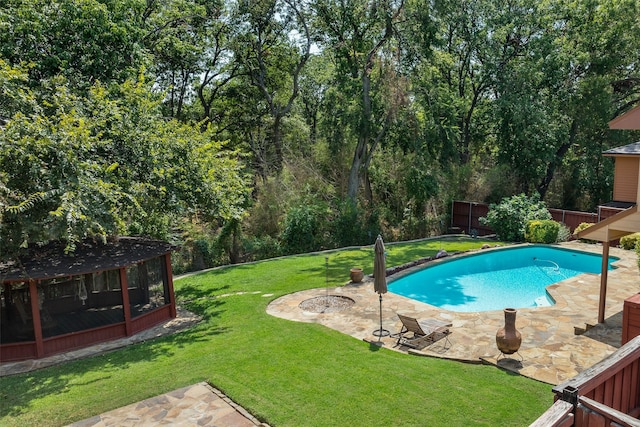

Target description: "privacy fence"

left=450, top=200, right=627, bottom=237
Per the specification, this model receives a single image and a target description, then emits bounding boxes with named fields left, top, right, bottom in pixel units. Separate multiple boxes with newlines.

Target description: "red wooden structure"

left=530, top=335, right=640, bottom=426
left=623, top=294, right=640, bottom=345
left=0, top=237, right=177, bottom=362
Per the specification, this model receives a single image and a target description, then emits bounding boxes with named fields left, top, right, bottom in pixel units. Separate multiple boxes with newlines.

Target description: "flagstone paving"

left=267, top=241, right=639, bottom=385
left=67, top=383, right=267, bottom=427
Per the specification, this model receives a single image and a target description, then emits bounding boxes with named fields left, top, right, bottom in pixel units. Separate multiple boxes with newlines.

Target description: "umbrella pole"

left=373, top=293, right=390, bottom=338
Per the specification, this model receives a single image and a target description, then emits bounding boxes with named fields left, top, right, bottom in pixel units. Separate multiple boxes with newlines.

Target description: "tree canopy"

left=1, top=0, right=639, bottom=268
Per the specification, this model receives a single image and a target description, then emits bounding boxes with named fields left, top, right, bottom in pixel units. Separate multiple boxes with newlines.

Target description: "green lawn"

left=0, top=237, right=552, bottom=426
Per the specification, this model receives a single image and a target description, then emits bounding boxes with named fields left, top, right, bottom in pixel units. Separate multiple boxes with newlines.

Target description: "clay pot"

left=350, top=268, right=364, bottom=283
left=496, top=308, right=522, bottom=355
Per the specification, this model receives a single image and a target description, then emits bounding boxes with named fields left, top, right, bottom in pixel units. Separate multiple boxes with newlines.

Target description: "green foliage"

left=280, top=202, right=329, bottom=255
left=480, top=193, right=551, bottom=242
left=0, top=0, right=146, bottom=89
left=330, top=199, right=379, bottom=248
left=1, top=0, right=639, bottom=269
left=556, top=223, right=572, bottom=243
left=574, top=222, right=597, bottom=244
left=0, top=73, right=249, bottom=259
left=620, top=233, right=640, bottom=250
left=242, top=235, right=283, bottom=262
left=482, top=165, right=519, bottom=204
left=524, top=220, right=560, bottom=244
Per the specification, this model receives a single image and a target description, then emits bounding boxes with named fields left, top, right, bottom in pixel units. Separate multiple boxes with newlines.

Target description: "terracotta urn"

left=496, top=308, right=522, bottom=355
left=350, top=268, right=364, bottom=283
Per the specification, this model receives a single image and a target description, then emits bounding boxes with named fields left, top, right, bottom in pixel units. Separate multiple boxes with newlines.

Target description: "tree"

left=0, top=72, right=249, bottom=259
left=494, top=0, right=640, bottom=206
left=313, top=0, right=410, bottom=202
left=229, top=0, right=311, bottom=175
left=140, top=0, right=240, bottom=123
left=0, top=0, right=147, bottom=90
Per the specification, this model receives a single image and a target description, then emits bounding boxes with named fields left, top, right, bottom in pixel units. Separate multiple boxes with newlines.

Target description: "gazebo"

left=0, top=237, right=177, bottom=362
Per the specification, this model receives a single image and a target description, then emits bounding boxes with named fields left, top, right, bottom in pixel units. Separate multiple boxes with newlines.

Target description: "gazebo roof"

left=609, top=104, right=640, bottom=130
left=0, top=237, right=176, bottom=283
left=603, top=141, right=640, bottom=157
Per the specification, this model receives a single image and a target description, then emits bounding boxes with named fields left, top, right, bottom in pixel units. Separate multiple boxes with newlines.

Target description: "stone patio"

left=267, top=241, right=640, bottom=385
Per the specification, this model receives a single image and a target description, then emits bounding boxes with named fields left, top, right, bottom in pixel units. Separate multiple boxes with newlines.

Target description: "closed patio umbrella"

left=373, top=235, right=389, bottom=337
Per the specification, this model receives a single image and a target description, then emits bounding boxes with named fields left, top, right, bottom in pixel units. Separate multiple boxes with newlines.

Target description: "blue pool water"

left=388, top=245, right=617, bottom=312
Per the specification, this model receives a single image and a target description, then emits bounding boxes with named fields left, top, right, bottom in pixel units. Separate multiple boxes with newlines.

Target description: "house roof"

left=0, top=237, right=176, bottom=283
left=576, top=205, right=640, bottom=242
left=603, top=141, right=640, bottom=157
left=609, top=104, right=640, bottom=130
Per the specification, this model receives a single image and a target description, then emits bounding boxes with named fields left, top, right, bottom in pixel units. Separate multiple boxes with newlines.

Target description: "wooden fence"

left=530, top=335, right=640, bottom=426
left=450, top=201, right=627, bottom=236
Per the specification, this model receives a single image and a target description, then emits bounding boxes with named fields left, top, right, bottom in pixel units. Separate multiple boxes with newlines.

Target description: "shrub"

left=242, top=235, right=282, bottom=261
left=573, top=222, right=597, bottom=244
left=330, top=199, right=379, bottom=247
left=479, top=193, right=551, bottom=242
left=555, top=223, right=572, bottom=243
left=620, top=233, right=640, bottom=250
left=525, top=220, right=560, bottom=244
left=280, top=203, right=329, bottom=255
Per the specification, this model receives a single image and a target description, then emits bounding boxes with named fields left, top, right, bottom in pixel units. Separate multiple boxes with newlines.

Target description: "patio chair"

left=395, top=313, right=452, bottom=349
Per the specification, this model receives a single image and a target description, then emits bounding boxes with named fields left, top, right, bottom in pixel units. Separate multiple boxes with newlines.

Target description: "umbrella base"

left=373, top=328, right=390, bottom=337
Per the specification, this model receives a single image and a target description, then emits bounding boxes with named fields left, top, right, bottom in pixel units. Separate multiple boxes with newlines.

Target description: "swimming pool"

left=387, top=245, right=618, bottom=312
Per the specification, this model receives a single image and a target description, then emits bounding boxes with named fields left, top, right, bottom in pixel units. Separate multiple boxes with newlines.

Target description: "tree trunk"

left=536, top=120, right=577, bottom=198
left=272, top=114, right=284, bottom=173
left=347, top=137, right=367, bottom=201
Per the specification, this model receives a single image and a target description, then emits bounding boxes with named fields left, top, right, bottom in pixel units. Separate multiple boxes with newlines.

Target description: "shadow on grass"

left=368, top=341, right=385, bottom=352
left=0, top=285, right=231, bottom=420
left=175, top=282, right=230, bottom=321
left=0, top=319, right=229, bottom=419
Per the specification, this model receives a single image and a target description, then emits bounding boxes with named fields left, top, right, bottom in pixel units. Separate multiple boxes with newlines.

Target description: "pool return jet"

left=373, top=234, right=390, bottom=338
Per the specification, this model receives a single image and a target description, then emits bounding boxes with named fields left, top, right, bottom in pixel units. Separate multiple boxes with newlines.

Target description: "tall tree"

left=494, top=0, right=640, bottom=206
left=229, top=0, right=311, bottom=176
left=141, top=0, right=240, bottom=123
left=313, top=0, right=410, bottom=202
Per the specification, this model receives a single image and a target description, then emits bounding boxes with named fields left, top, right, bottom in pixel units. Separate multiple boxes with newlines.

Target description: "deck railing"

left=530, top=335, right=640, bottom=426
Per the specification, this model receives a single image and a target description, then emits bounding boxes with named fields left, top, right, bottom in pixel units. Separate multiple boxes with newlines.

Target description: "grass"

left=0, top=236, right=553, bottom=426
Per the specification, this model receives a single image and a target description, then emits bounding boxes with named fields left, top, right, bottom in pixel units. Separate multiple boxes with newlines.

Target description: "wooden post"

left=29, top=280, right=44, bottom=358
left=165, top=253, right=177, bottom=318
left=598, top=241, right=610, bottom=324
left=120, top=268, right=132, bottom=336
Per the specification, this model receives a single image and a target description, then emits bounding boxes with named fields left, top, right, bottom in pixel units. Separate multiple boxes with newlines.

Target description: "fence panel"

left=451, top=201, right=629, bottom=237
left=549, top=209, right=598, bottom=232
left=450, top=201, right=492, bottom=236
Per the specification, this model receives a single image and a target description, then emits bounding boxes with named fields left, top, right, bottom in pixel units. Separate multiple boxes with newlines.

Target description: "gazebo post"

left=29, top=280, right=44, bottom=358
left=165, top=253, right=177, bottom=318
left=598, top=241, right=610, bottom=324
left=120, top=268, right=132, bottom=336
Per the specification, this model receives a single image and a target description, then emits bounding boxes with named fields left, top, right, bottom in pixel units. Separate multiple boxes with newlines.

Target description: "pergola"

left=577, top=205, right=640, bottom=323
left=0, top=237, right=177, bottom=362
left=577, top=105, right=640, bottom=324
